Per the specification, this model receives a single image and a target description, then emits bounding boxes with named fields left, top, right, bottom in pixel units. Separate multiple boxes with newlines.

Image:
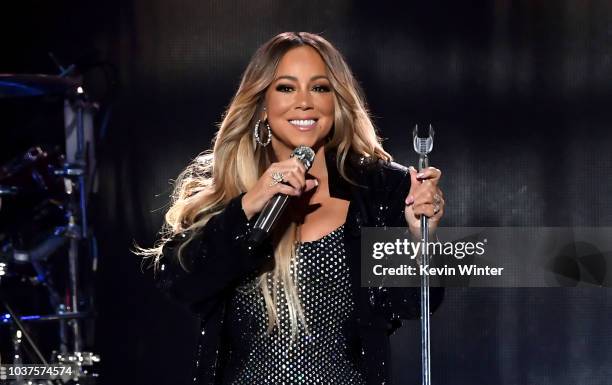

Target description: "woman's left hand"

left=404, top=166, right=444, bottom=239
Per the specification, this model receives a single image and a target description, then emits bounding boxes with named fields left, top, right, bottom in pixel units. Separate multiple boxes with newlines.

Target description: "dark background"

left=1, top=1, right=611, bottom=384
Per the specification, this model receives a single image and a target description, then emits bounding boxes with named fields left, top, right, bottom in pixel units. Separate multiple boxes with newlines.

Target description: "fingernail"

left=417, top=173, right=425, bottom=179
left=405, top=195, right=414, bottom=205
left=409, top=166, right=417, bottom=173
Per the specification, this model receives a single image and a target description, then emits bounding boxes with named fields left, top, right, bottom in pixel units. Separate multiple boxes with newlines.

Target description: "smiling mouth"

left=288, top=119, right=317, bottom=131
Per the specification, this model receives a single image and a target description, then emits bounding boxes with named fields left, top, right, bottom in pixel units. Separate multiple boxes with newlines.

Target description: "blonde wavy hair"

left=140, top=32, right=391, bottom=339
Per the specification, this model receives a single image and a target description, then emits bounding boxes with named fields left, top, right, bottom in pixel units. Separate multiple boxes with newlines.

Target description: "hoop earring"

left=254, top=119, right=272, bottom=147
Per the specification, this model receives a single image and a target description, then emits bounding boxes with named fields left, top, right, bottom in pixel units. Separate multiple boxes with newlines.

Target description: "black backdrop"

left=1, top=1, right=611, bottom=384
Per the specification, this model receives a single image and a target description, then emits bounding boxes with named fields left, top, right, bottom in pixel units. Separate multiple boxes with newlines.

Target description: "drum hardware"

left=57, top=303, right=69, bottom=356
left=0, top=146, right=66, bottom=199
left=12, top=226, right=68, bottom=264
left=1, top=299, right=50, bottom=370
left=56, top=351, right=100, bottom=367
left=53, top=165, right=85, bottom=178
left=1, top=311, right=92, bottom=324
left=0, top=186, right=19, bottom=196
left=0, top=68, right=101, bottom=384
left=0, top=74, right=79, bottom=98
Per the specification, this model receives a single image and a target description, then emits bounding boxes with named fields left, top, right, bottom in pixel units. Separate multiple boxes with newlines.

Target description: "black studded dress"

left=157, top=149, right=445, bottom=385
left=224, top=224, right=367, bottom=385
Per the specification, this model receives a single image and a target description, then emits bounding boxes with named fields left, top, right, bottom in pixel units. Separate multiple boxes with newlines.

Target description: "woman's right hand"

left=241, top=157, right=319, bottom=220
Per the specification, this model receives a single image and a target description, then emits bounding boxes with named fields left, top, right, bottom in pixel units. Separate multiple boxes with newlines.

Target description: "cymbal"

left=0, top=186, right=18, bottom=196
left=0, top=74, right=81, bottom=98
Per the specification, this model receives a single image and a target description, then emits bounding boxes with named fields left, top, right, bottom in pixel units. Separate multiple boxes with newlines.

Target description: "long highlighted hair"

left=139, top=32, right=391, bottom=339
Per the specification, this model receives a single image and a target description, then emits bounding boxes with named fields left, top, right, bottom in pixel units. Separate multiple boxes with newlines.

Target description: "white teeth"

left=289, top=119, right=316, bottom=126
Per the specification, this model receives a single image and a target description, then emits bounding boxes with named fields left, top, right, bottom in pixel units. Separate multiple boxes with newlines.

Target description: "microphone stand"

left=413, top=124, right=435, bottom=385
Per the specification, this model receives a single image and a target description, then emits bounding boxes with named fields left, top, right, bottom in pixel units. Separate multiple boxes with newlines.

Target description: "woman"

left=144, top=32, right=445, bottom=385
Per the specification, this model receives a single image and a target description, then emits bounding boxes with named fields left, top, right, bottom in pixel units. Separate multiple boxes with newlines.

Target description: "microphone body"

left=249, top=146, right=315, bottom=246
left=249, top=194, right=290, bottom=245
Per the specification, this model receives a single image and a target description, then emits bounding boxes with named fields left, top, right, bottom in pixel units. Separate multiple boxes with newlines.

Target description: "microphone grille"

left=414, top=137, right=433, bottom=155
left=412, top=125, right=435, bottom=155
left=291, top=146, right=315, bottom=171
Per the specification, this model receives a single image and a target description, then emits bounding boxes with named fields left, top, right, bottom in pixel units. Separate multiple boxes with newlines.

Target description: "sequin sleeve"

left=156, top=193, right=273, bottom=315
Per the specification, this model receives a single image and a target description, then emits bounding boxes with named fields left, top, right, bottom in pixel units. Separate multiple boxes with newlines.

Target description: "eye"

left=313, top=84, right=331, bottom=93
left=276, top=84, right=294, bottom=93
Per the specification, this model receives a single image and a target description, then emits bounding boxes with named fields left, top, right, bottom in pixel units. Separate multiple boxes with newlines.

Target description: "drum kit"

left=0, top=72, right=101, bottom=383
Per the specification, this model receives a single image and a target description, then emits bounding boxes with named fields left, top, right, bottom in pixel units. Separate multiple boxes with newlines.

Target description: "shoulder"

left=344, top=152, right=411, bottom=226
left=347, top=152, right=409, bottom=190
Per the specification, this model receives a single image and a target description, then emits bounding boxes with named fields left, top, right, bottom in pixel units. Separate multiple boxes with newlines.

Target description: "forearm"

left=156, top=193, right=272, bottom=313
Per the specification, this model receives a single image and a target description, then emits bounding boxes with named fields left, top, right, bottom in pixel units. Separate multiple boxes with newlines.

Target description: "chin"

left=290, top=137, right=328, bottom=151
left=277, top=133, right=319, bottom=150
left=272, top=129, right=329, bottom=154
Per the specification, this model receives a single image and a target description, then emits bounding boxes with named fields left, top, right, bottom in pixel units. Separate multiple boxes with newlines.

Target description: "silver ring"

left=433, top=202, right=441, bottom=215
left=269, top=171, right=284, bottom=187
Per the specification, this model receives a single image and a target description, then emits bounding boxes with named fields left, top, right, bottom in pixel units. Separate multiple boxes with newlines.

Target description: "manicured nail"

left=405, top=195, right=415, bottom=205
left=417, top=173, right=425, bottom=179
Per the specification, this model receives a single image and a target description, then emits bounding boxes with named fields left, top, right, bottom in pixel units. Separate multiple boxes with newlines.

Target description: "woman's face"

left=264, top=46, right=335, bottom=158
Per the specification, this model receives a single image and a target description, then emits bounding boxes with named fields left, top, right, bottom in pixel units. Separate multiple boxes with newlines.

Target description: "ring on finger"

left=433, top=202, right=441, bottom=215
left=269, top=171, right=285, bottom=187
left=433, top=193, right=441, bottom=204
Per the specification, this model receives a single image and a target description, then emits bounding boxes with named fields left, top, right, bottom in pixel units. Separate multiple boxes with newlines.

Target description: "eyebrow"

left=273, top=75, right=329, bottom=82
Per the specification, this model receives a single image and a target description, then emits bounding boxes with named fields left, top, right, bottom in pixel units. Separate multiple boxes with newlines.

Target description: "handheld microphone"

left=249, top=145, right=315, bottom=246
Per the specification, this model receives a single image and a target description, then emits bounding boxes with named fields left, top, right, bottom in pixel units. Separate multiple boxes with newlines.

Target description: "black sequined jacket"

left=156, top=149, right=444, bottom=385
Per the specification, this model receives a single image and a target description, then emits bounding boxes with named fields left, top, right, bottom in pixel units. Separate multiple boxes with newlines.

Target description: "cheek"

left=320, top=96, right=335, bottom=115
left=270, top=94, right=290, bottom=108
left=310, top=93, right=333, bottom=119
left=268, top=103, right=293, bottom=123
left=318, top=96, right=335, bottom=128
left=265, top=90, right=288, bottom=116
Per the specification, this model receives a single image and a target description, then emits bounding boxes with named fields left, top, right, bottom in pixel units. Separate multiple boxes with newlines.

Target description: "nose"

left=295, top=88, right=313, bottom=110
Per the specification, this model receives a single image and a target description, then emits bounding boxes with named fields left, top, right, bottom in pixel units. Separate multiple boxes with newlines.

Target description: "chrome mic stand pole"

left=413, top=124, right=434, bottom=385
left=64, top=86, right=90, bottom=353
left=57, top=77, right=101, bottom=380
